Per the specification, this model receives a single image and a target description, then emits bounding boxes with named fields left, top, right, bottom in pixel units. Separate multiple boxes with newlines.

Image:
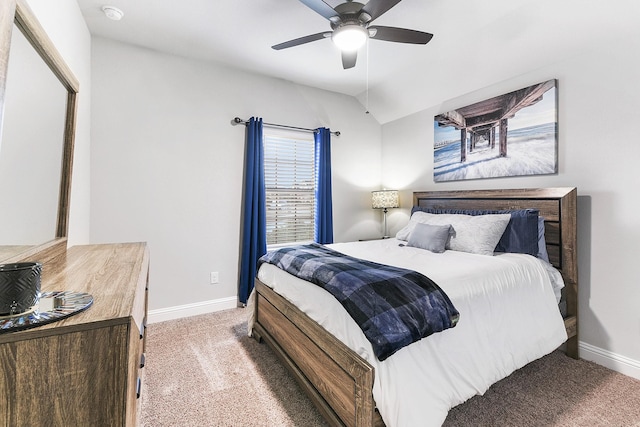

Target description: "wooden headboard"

left=413, top=187, right=578, bottom=357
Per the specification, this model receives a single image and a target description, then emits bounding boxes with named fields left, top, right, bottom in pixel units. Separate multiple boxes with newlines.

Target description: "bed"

left=249, top=187, right=578, bottom=427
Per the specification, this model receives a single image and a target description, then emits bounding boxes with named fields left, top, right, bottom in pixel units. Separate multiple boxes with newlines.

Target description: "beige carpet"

left=140, top=308, right=327, bottom=427
left=141, top=308, right=640, bottom=426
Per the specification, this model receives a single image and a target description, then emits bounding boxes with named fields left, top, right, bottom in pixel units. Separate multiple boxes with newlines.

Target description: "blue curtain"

left=238, top=117, right=266, bottom=304
left=314, top=128, right=334, bottom=244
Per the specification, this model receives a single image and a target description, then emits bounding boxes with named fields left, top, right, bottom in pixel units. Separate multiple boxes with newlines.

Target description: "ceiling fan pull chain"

left=365, top=38, right=370, bottom=114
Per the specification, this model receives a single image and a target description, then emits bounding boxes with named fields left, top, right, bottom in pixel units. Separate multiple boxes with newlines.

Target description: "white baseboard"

left=148, top=296, right=239, bottom=324
left=579, top=341, right=640, bottom=380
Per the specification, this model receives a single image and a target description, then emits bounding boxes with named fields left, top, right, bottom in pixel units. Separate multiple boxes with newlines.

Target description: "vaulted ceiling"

left=75, top=0, right=637, bottom=123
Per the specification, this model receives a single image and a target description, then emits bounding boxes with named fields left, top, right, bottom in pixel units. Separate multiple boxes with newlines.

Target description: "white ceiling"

left=75, top=0, right=637, bottom=123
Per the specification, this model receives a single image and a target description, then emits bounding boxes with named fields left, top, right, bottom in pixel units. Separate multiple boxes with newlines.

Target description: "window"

left=263, top=130, right=316, bottom=246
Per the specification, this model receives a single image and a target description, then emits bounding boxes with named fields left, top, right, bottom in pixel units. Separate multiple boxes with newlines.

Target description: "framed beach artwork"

left=433, top=79, right=558, bottom=182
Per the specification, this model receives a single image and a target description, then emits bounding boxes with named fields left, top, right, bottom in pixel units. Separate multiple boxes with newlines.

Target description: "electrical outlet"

left=210, top=272, right=219, bottom=284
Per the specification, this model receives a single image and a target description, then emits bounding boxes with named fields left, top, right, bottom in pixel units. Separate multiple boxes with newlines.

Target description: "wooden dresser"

left=0, top=242, right=149, bottom=427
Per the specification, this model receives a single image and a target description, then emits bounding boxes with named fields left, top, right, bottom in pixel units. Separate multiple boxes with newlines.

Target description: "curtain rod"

left=232, top=117, right=341, bottom=136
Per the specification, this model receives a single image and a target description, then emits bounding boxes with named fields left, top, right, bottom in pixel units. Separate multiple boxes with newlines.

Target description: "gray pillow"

left=407, top=223, right=453, bottom=253
left=537, top=216, right=550, bottom=262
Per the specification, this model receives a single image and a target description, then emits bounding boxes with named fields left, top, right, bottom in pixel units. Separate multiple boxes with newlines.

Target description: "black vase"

left=0, top=262, right=42, bottom=316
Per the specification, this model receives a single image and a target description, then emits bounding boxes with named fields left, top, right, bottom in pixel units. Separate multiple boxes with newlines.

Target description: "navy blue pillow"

left=410, top=207, right=539, bottom=256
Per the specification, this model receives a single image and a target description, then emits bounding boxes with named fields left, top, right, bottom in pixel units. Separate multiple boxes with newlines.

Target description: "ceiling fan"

left=272, top=0, right=433, bottom=69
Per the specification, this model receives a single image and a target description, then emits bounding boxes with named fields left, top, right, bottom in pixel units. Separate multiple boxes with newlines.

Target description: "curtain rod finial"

left=232, top=117, right=245, bottom=125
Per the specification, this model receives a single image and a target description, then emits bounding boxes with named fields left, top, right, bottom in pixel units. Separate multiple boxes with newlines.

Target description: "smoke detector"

left=102, top=6, right=124, bottom=21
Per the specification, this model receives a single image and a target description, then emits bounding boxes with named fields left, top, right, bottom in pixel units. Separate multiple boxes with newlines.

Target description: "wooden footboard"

left=253, top=279, right=384, bottom=427
left=253, top=277, right=576, bottom=427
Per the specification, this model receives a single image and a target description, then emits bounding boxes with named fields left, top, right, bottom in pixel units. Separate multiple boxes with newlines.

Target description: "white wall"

left=25, top=0, right=638, bottom=378
left=89, top=38, right=382, bottom=312
left=27, top=0, right=92, bottom=246
left=381, top=29, right=640, bottom=374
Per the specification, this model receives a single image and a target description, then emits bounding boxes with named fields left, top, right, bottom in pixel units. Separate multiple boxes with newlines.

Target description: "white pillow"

left=396, top=211, right=511, bottom=256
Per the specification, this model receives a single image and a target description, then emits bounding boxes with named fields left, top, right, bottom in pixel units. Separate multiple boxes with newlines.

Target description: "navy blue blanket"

left=258, top=243, right=459, bottom=361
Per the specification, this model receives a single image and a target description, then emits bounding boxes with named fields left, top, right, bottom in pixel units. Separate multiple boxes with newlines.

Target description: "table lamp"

left=372, top=190, right=399, bottom=238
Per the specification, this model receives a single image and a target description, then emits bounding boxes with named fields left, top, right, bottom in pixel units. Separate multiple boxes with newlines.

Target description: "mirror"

left=0, top=25, right=67, bottom=247
left=0, top=0, right=79, bottom=263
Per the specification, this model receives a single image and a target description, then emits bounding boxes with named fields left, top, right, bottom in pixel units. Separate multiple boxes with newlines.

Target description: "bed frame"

left=251, top=187, right=578, bottom=427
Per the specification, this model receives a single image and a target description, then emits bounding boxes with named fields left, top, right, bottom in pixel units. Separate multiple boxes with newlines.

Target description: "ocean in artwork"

left=434, top=122, right=557, bottom=182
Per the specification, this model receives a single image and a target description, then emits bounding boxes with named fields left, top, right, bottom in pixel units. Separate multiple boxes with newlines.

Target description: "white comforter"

left=250, top=238, right=567, bottom=427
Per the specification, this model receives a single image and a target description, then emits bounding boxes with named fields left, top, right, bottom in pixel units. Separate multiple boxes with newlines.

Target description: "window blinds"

left=263, top=134, right=316, bottom=245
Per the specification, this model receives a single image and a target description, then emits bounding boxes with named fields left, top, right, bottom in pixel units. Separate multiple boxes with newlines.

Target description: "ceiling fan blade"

left=298, top=0, right=339, bottom=21
left=369, top=26, right=434, bottom=44
left=272, top=32, right=330, bottom=50
left=361, top=0, right=402, bottom=22
left=342, top=51, right=357, bottom=69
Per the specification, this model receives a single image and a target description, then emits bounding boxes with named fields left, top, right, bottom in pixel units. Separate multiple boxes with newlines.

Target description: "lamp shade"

left=372, top=190, right=399, bottom=209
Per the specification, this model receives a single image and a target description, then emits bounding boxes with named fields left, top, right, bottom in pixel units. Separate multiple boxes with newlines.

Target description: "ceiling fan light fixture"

left=332, top=25, right=368, bottom=52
